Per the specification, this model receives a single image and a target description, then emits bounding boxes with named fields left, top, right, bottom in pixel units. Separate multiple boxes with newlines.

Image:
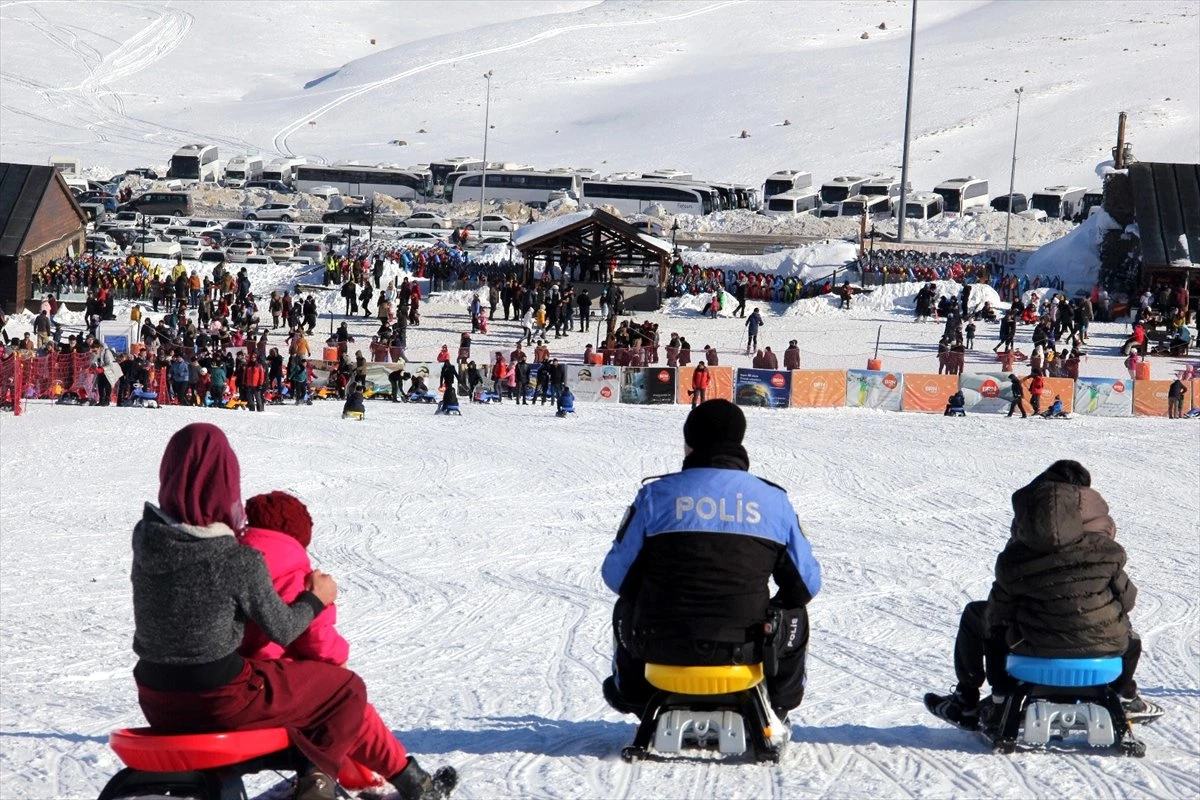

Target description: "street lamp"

left=478, top=70, right=493, bottom=237
left=896, top=0, right=918, bottom=243
left=1002, top=86, right=1025, bottom=267
left=670, top=219, right=680, bottom=256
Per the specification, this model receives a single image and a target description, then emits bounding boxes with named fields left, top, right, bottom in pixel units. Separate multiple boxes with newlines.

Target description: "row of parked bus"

left=760, top=170, right=1102, bottom=223
left=91, top=144, right=1101, bottom=227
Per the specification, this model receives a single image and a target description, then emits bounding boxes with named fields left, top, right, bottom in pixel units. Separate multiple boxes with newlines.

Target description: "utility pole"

left=1002, top=87, right=1024, bottom=265
left=479, top=70, right=493, bottom=236
left=896, top=0, right=918, bottom=243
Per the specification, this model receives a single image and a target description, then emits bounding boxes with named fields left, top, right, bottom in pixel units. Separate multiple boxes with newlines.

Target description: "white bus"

left=167, top=144, right=221, bottom=183
left=933, top=177, right=989, bottom=216
left=446, top=169, right=582, bottom=208
left=1030, top=186, right=1088, bottom=221
left=294, top=164, right=431, bottom=200
left=223, top=155, right=264, bottom=188
left=428, top=157, right=484, bottom=195
left=262, top=158, right=306, bottom=186
left=763, top=170, right=813, bottom=201
left=763, top=189, right=820, bottom=217
left=859, top=176, right=906, bottom=199
left=641, top=169, right=693, bottom=181
left=839, top=194, right=893, bottom=218
left=903, top=192, right=945, bottom=221
left=581, top=179, right=715, bottom=216
left=819, top=175, right=871, bottom=206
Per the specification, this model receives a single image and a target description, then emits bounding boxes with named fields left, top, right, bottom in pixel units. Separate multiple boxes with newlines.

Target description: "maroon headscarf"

left=158, top=423, right=246, bottom=531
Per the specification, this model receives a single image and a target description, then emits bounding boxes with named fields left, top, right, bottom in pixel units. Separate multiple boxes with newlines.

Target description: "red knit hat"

left=245, top=491, right=313, bottom=548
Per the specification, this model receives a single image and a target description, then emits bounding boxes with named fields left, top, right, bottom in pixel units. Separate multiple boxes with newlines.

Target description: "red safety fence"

left=0, top=353, right=172, bottom=410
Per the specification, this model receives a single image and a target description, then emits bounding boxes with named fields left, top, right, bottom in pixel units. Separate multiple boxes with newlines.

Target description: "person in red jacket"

left=690, top=362, right=711, bottom=407
left=239, top=492, right=350, bottom=666
left=1028, top=371, right=1046, bottom=416
left=490, top=354, right=508, bottom=400
left=243, top=353, right=266, bottom=412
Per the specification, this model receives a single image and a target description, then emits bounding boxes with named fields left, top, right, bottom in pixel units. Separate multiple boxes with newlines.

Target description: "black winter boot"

left=390, top=756, right=458, bottom=800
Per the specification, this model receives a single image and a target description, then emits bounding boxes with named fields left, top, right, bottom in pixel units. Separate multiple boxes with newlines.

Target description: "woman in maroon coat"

left=130, top=424, right=456, bottom=800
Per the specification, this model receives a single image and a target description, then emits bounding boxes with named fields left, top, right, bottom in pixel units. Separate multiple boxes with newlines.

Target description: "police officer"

left=601, top=400, right=821, bottom=721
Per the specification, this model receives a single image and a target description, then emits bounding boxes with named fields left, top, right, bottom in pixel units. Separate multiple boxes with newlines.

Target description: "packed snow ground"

left=2, top=1, right=1197, bottom=199
left=2, top=286, right=1199, bottom=799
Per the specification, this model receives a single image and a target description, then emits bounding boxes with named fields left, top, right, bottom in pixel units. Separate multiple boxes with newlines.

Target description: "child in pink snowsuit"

left=239, top=492, right=350, bottom=666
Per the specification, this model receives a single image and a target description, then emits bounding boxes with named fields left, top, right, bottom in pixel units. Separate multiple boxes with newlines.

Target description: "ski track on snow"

left=270, top=0, right=745, bottom=158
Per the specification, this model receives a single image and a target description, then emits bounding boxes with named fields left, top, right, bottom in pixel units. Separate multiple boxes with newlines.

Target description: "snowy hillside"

left=2, top=1, right=1197, bottom=192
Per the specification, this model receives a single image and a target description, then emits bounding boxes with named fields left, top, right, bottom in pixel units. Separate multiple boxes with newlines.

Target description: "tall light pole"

left=896, top=0, right=918, bottom=243
left=1002, top=87, right=1025, bottom=266
left=478, top=70, right=493, bottom=237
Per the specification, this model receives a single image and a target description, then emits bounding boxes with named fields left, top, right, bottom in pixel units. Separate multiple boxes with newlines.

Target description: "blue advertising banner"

left=734, top=368, right=791, bottom=409
left=1073, top=376, right=1133, bottom=417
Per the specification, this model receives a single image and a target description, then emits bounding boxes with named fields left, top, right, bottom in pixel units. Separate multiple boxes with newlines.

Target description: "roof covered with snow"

left=1129, top=162, right=1200, bottom=269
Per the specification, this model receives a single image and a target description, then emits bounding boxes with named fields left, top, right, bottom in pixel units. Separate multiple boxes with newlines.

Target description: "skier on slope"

left=128, top=424, right=457, bottom=800
left=601, top=400, right=821, bottom=724
left=925, top=460, right=1162, bottom=734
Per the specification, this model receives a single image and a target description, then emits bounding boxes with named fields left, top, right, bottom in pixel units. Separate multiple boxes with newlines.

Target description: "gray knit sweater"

left=131, top=503, right=323, bottom=690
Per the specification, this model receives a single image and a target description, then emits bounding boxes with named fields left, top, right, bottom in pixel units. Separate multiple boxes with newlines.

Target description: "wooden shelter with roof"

left=0, top=163, right=87, bottom=311
left=511, top=209, right=673, bottom=311
left=1129, top=161, right=1200, bottom=312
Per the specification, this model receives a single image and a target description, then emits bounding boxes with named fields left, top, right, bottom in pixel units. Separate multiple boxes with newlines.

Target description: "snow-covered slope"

left=2, top=1, right=1196, bottom=192
left=1, top=384, right=1197, bottom=798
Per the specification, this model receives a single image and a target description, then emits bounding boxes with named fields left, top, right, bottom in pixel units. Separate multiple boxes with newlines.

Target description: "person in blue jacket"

left=601, top=400, right=821, bottom=720
left=555, top=384, right=575, bottom=417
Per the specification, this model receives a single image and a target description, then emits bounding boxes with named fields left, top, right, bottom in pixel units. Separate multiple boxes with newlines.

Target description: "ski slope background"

left=2, top=286, right=1199, bottom=799
left=1, top=1, right=1198, bottom=191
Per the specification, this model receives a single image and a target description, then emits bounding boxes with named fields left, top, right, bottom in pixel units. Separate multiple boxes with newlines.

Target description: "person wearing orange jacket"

left=1028, top=371, right=1046, bottom=416
left=690, top=362, right=711, bottom=408
left=243, top=353, right=266, bottom=412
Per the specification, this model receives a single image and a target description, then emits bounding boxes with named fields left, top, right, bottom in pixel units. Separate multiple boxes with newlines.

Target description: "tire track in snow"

left=271, top=0, right=745, bottom=157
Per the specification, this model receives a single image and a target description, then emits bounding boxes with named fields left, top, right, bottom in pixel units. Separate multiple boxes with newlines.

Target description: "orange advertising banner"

left=1133, top=380, right=1172, bottom=417
left=789, top=370, right=847, bottom=408
left=901, top=373, right=959, bottom=413
left=1193, top=379, right=1200, bottom=415
left=1041, top=377, right=1075, bottom=413
left=675, top=366, right=734, bottom=404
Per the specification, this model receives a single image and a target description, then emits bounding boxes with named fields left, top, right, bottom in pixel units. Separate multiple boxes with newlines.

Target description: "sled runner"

left=342, top=411, right=365, bottom=421
left=408, top=391, right=437, bottom=404
left=620, top=662, right=787, bottom=763
left=436, top=403, right=462, bottom=416
left=472, top=390, right=502, bottom=404
left=927, top=655, right=1156, bottom=757
left=97, top=727, right=384, bottom=800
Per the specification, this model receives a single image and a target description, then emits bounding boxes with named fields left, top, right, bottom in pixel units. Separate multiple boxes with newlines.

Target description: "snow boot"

left=602, top=675, right=646, bottom=716
left=924, top=688, right=980, bottom=731
left=390, top=756, right=457, bottom=800
left=1121, top=694, right=1165, bottom=725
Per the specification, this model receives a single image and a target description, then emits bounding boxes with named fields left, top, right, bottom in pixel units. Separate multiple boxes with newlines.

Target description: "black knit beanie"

left=1036, top=459, right=1091, bottom=487
left=684, top=399, right=746, bottom=451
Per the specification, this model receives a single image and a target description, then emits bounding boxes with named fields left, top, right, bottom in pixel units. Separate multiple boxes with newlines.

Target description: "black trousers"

left=951, top=600, right=1140, bottom=701
left=1007, top=399, right=1027, bottom=418
left=609, top=599, right=810, bottom=714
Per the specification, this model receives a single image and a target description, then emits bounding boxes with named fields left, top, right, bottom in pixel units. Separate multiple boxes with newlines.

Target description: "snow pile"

left=875, top=211, right=1077, bottom=247
left=680, top=241, right=858, bottom=278
left=1024, top=208, right=1124, bottom=295
left=675, top=210, right=862, bottom=239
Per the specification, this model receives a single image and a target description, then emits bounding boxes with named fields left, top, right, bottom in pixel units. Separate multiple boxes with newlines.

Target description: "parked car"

left=321, top=204, right=375, bottom=224
left=244, top=254, right=274, bottom=266
left=307, top=185, right=340, bottom=201
left=199, top=250, right=227, bottom=265
left=118, top=191, right=192, bottom=217
left=399, top=211, right=450, bottom=229
left=107, top=228, right=140, bottom=249
left=265, top=240, right=296, bottom=261
left=86, top=235, right=121, bottom=257
left=185, top=218, right=219, bottom=234
left=224, top=239, right=257, bottom=262
left=476, top=235, right=510, bottom=247
left=112, top=210, right=143, bottom=228
left=221, top=220, right=257, bottom=237
left=244, top=180, right=295, bottom=194
left=124, top=167, right=160, bottom=180
left=244, top=202, right=299, bottom=222
left=147, top=215, right=176, bottom=231
left=258, top=222, right=295, bottom=236
left=163, top=226, right=191, bottom=240
left=177, top=237, right=207, bottom=260
left=285, top=256, right=315, bottom=268
left=298, top=224, right=327, bottom=242
left=464, top=214, right=515, bottom=232
left=128, top=235, right=182, bottom=259
left=398, top=230, right=442, bottom=242
left=296, top=242, right=325, bottom=262
left=77, top=192, right=119, bottom=211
